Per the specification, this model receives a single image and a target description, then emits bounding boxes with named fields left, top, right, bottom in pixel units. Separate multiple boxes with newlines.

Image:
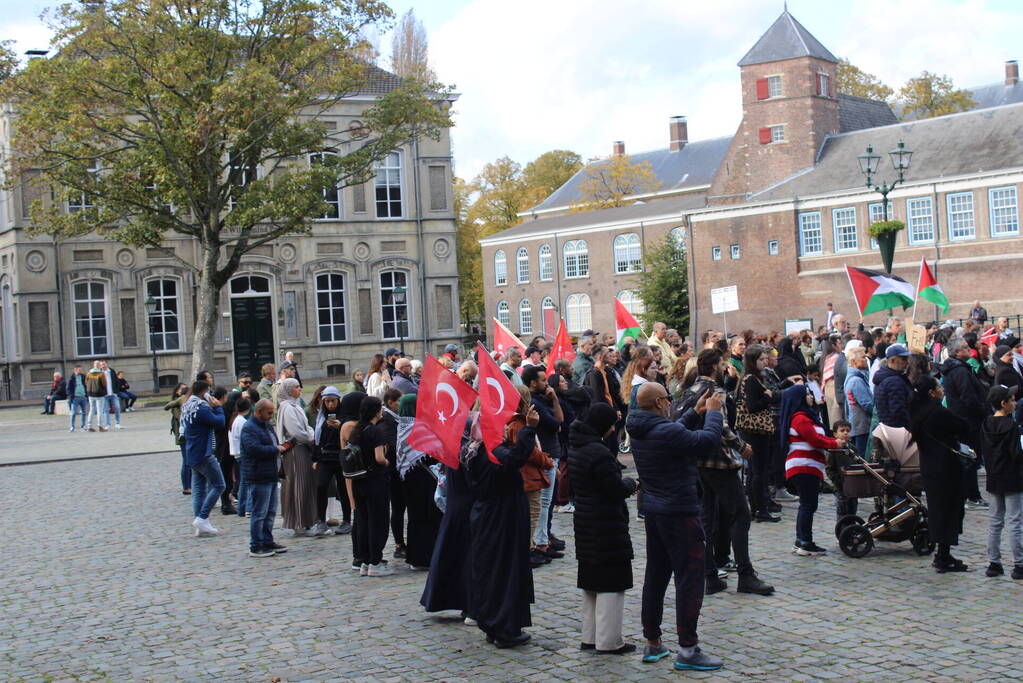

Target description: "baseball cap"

left=995, top=344, right=1012, bottom=360
left=444, top=343, right=459, bottom=353
left=885, top=344, right=910, bottom=358
left=385, top=347, right=401, bottom=357
left=582, top=329, right=598, bottom=337
left=525, top=345, right=540, bottom=356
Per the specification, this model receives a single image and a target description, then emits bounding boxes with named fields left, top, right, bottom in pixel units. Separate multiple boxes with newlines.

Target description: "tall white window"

left=563, top=240, right=589, bottom=278
left=989, top=186, right=1019, bottom=236
left=538, top=244, right=553, bottom=281
left=315, top=272, right=347, bottom=343
left=374, top=151, right=403, bottom=218
left=228, top=153, right=256, bottom=210
left=309, top=151, right=340, bottom=219
left=565, top=294, right=592, bottom=333
left=613, top=233, right=642, bottom=273
left=494, top=250, right=507, bottom=285
left=496, top=300, right=510, bottom=327
left=868, top=201, right=894, bottom=249
left=907, top=197, right=934, bottom=244
left=769, top=125, right=785, bottom=143
left=767, top=75, right=782, bottom=98
left=146, top=279, right=181, bottom=352
left=73, top=281, right=108, bottom=356
left=68, top=159, right=100, bottom=212
left=541, top=296, right=555, bottom=335
left=617, top=289, right=646, bottom=316
left=799, top=212, right=823, bottom=256
left=670, top=227, right=686, bottom=252
left=816, top=72, right=831, bottom=97
left=946, top=192, right=975, bottom=241
left=518, top=298, right=533, bottom=334
left=833, top=207, right=858, bottom=252
left=516, top=247, right=530, bottom=283
left=380, top=270, right=409, bottom=340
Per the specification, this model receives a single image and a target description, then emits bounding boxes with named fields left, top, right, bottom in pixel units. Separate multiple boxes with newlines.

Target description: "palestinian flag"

left=916, top=257, right=949, bottom=314
left=846, top=265, right=915, bottom=316
left=614, top=298, right=644, bottom=348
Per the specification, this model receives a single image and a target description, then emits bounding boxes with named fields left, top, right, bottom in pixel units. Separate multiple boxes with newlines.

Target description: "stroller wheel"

left=835, top=515, right=865, bottom=540
left=839, top=524, right=874, bottom=558
left=911, top=526, right=935, bottom=556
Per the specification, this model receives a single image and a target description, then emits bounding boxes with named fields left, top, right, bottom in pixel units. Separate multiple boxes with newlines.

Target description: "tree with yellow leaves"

left=573, top=155, right=662, bottom=211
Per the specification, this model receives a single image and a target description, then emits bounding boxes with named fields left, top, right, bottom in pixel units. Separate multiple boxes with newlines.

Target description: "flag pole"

left=844, top=265, right=864, bottom=325
left=911, top=256, right=923, bottom=328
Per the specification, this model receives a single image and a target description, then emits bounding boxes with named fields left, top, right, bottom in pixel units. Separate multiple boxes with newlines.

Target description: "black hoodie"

left=981, top=414, right=1023, bottom=495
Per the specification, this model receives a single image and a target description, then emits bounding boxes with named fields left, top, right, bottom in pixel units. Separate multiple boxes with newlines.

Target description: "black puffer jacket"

left=940, top=357, right=987, bottom=427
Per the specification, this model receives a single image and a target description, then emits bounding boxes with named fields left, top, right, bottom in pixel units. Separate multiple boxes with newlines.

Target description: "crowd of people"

left=41, top=360, right=138, bottom=430
left=163, top=307, right=1023, bottom=672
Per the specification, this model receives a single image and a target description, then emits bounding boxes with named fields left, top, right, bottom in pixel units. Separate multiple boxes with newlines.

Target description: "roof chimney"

left=612, top=141, right=625, bottom=156
left=669, top=116, right=688, bottom=152
left=24, top=50, right=49, bottom=61
left=1006, top=60, right=1019, bottom=86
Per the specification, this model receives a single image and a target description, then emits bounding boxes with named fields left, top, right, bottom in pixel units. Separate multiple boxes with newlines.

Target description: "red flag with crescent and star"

left=476, top=341, right=520, bottom=462
left=545, top=318, right=576, bottom=377
left=408, top=354, right=478, bottom=469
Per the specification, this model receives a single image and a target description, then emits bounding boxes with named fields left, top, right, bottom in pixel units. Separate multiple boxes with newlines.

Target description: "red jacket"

left=785, top=412, right=838, bottom=480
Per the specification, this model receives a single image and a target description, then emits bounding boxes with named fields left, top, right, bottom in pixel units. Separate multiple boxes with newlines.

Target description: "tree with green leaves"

left=898, top=71, right=976, bottom=119
left=521, top=149, right=582, bottom=208
left=3, top=0, right=450, bottom=375
left=0, top=40, right=17, bottom=83
left=453, top=177, right=484, bottom=328
left=836, top=58, right=894, bottom=103
left=636, top=235, right=689, bottom=336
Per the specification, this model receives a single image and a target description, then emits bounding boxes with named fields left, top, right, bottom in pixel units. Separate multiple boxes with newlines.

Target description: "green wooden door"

left=231, top=297, right=274, bottom=379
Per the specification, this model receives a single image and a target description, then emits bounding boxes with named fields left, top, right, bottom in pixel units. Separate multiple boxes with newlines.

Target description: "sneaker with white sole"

left=311, top=521, right=330, bottom=537
left=115, top=424, right=125, bottom=430
left=249, top=547, right=275, bottom=558
left=560, top=502, right=575, bottom=513
left=192, top=517, right=218, bottom=536
left=367, top=563, right=394, bottom=577
left=359, top=563, right=370, bottom=576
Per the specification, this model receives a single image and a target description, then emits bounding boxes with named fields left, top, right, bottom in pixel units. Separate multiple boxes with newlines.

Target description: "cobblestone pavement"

left=2, top=452, right=1020, bottom=682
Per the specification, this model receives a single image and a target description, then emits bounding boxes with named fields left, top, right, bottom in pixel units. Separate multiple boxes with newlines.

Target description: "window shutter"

left=758, top=127, right=772, bottom=144
left=815, top=74, right=822, bottom=96
left=756, top=78, right=769, bottom=100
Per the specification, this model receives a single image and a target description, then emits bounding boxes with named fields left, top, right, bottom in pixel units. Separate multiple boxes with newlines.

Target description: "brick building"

left=480, top=10, right=1023, bottom=343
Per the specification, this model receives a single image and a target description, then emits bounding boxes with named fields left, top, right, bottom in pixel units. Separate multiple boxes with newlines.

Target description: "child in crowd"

left=981, top=385, right=1023, bottom=579
left=825, top=420, right=856, bottom=520
left=230, top=397, right=253, bottom=517
left=805, top=366, right=824, bottom=406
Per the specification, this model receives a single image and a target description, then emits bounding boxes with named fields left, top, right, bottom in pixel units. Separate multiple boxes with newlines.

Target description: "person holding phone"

left=311, top=386, right=347, bottom=537
left=345, top=396, right=392, bottom=576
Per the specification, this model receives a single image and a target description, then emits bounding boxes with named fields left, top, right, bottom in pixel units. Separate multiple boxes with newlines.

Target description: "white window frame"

left=67, top=159, right=100, bottom=212
left=145, top=278, right=182, bottom=352
left=518, top=298, right=533, bottom=335
left=946, top=191, right=976, bottom=241
left=72, top=280, right=110, bottom=357
left=496, top=300, right=510, bottom=327
left=711, top=246, right=722, bottom=261
left=494, top=250, right=507, bottom=286
left=563, top=239, right=589, bottom=279
left=379, top=270, right=410, bottom=341
left=817, top=72, right=830, bottom=97
left=906, top=197, right=935, bottom=244
left=730, top=244, right=741, bottom=259
left=769, top=125, right=785, bottom=143
left=309, top=151, right=341, bottom=220
left=516, top=247, right=530, bottom=283
left=374, top=151, right=403, bottom=219
left=767, top=75, right=782, bottom=98
left=798, top=212, right=823, bottom=256
left=565, top=293, right=592, bottom=334
left=767, top=240, right=779, bottom=255
left=617, top=289, right=646, bottom=316
left=228, top=153, right=257, bottom=210
left=868, top=201, right=894, bottom=250
left=315, top=271, right=348, bottom=344
left=989, top=186, right=1020, bottom=237
left=613, top=233, right=642, bottom=274
left=832, top=207, right=858, bottom=253
left=538, top=244, right=553, bottom=281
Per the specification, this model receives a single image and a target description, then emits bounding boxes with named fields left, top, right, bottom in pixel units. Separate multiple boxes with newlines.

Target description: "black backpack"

left=341, top=442, right=368, bottom=480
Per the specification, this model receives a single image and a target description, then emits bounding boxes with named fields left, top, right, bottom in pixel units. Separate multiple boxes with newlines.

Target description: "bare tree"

left=390, top=9, right=434, bottom=80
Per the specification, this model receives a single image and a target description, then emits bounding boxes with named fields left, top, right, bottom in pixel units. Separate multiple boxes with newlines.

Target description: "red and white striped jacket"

left=785, top=412, right=839, bottom=480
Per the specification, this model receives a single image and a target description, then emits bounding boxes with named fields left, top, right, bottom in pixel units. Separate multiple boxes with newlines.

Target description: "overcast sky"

left=4, top=0, right=1021, bottom=180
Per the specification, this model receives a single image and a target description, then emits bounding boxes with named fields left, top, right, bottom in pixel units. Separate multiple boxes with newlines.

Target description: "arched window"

left=315, top=272, right=347, bottom=343
left=518, top=298, right=533, bottom=334
left=516, top=247, right=529, bottom=283
left=538, top=244, right=553, bottom=281
left=613, top=233, right=642, bottom=273
left=380, top=271, right=409, bottom=340
left=670, top=227, right=686, bottom=251
left=541, top=296, right=556, bottom=335
left=496, top=300, right=510, bottom=327
left=563, top=239, right=589, bottom=278
left=309, top=151, right=340, bottom=219
left=565, top=293, right=592, bottom=333
left=146, top=278, right=181, bottom=352
left=494, top=250, right=507, bottom=285
left=72, top=280, right=109, bottom=356
left=617, top=289, right=646, bottom=316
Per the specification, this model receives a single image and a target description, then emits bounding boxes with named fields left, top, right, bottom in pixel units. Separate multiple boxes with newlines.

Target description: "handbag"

left=735, top=376, right=775, bottom=435
left=341, top=443, right=368, bottom=480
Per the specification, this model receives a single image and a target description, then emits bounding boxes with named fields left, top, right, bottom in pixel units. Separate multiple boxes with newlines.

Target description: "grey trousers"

left=581, top=590, right=626, bottom=651
left=988, top=491, right=1023, bottom=566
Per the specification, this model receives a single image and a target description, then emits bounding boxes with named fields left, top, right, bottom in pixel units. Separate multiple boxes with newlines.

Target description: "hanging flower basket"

left=869, top=220, right=904, bottom=274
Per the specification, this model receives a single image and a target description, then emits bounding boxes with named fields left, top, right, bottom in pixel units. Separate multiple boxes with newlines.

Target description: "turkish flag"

left=492, top=317, right=526, bottom=357
left=476, top=342, right=520, bottom=462
left=545, top=318, right=576, bottom=377
left=408, top=354, right=478, bottom=469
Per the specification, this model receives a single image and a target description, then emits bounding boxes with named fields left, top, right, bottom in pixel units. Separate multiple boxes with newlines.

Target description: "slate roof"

left=838, top=94, right=899, bottom=133
left=967, top=79, right=1023, bottom=111
left=352, top=62, right=405, bottom=96
left=481, top=193, right=707, bottom=245
left=753, top=102, right=1023, bottom=201
left=737, top=10, right=838, bottom=67
left=526, top=136, right=732, bottom=214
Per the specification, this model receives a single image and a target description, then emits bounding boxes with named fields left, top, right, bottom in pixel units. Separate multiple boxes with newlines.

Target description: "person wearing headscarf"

left=781, top=383, right=845, bottom=556
left=567, top=403, right=639, bottom=654
left=776, top=336, right=807, bottom=380
left=276, top=378, right=318, bottom=536
left=311, top=386, right=352, bottom=536
left=379, top=388, right=407, bottom=560
left=398, top=394, right=441, bottom=570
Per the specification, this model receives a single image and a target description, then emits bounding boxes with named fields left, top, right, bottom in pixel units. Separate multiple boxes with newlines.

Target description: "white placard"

left=710, top=285, right=739, bottom=314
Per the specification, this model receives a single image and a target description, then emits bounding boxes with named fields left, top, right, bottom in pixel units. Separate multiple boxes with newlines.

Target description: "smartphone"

left=327, top=413, right=337, bottom=421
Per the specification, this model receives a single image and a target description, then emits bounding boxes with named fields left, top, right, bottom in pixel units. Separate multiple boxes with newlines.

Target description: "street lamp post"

left=392, top=285, right=406, bottom=357
left=143, top=295, right=159, bottom=393
left=857, top=140, right=913, bottom=274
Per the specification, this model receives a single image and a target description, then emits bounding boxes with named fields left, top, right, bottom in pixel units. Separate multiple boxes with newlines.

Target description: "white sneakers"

left=310, top=522, right=330, bottom=537
left=192, top=517, right=219, bottom=536
left=115, top=424, right=125, bottom=430
left=367, top=563, right=394, bottom=577
left=359, top=563, right=369, bottom=576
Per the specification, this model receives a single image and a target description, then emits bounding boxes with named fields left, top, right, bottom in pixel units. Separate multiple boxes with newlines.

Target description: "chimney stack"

left=25, top=50, right=49, bottom=61
left=669, top=116, right=688, bottom=152
left=1006, top=60, right=1019, bottom=86
left=612, top=141, right=625, bottom=156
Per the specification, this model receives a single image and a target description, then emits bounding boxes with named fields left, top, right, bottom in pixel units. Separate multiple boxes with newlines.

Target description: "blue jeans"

left=248, top=482, right=278, bottom=551
left=190, top=454, right=226, bottom=519
left=105, top=394, right=121, bottom=426
left=42, top=396, right=58, bottom=413
left=86, top=396, right=106, bottom=429
left=69, top=397, right=87, bottom=429
left=534, top=461, right=558, bottom=546
left=117, top=391, right=137, bottom=408
left=236, top=462, right=249, bottom=516
left=792, top=473, right=821, bottom=544
left=852, top=433, right=869, bottom=460
left=179, top=444, right=190, bottom=491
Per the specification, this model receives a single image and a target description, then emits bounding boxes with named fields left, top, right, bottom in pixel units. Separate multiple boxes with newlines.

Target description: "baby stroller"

left=833, top=425, right=933, bottom=558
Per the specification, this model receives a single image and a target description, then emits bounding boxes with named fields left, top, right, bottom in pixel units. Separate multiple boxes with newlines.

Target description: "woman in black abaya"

left=399, top=395, right=442, bottom=569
